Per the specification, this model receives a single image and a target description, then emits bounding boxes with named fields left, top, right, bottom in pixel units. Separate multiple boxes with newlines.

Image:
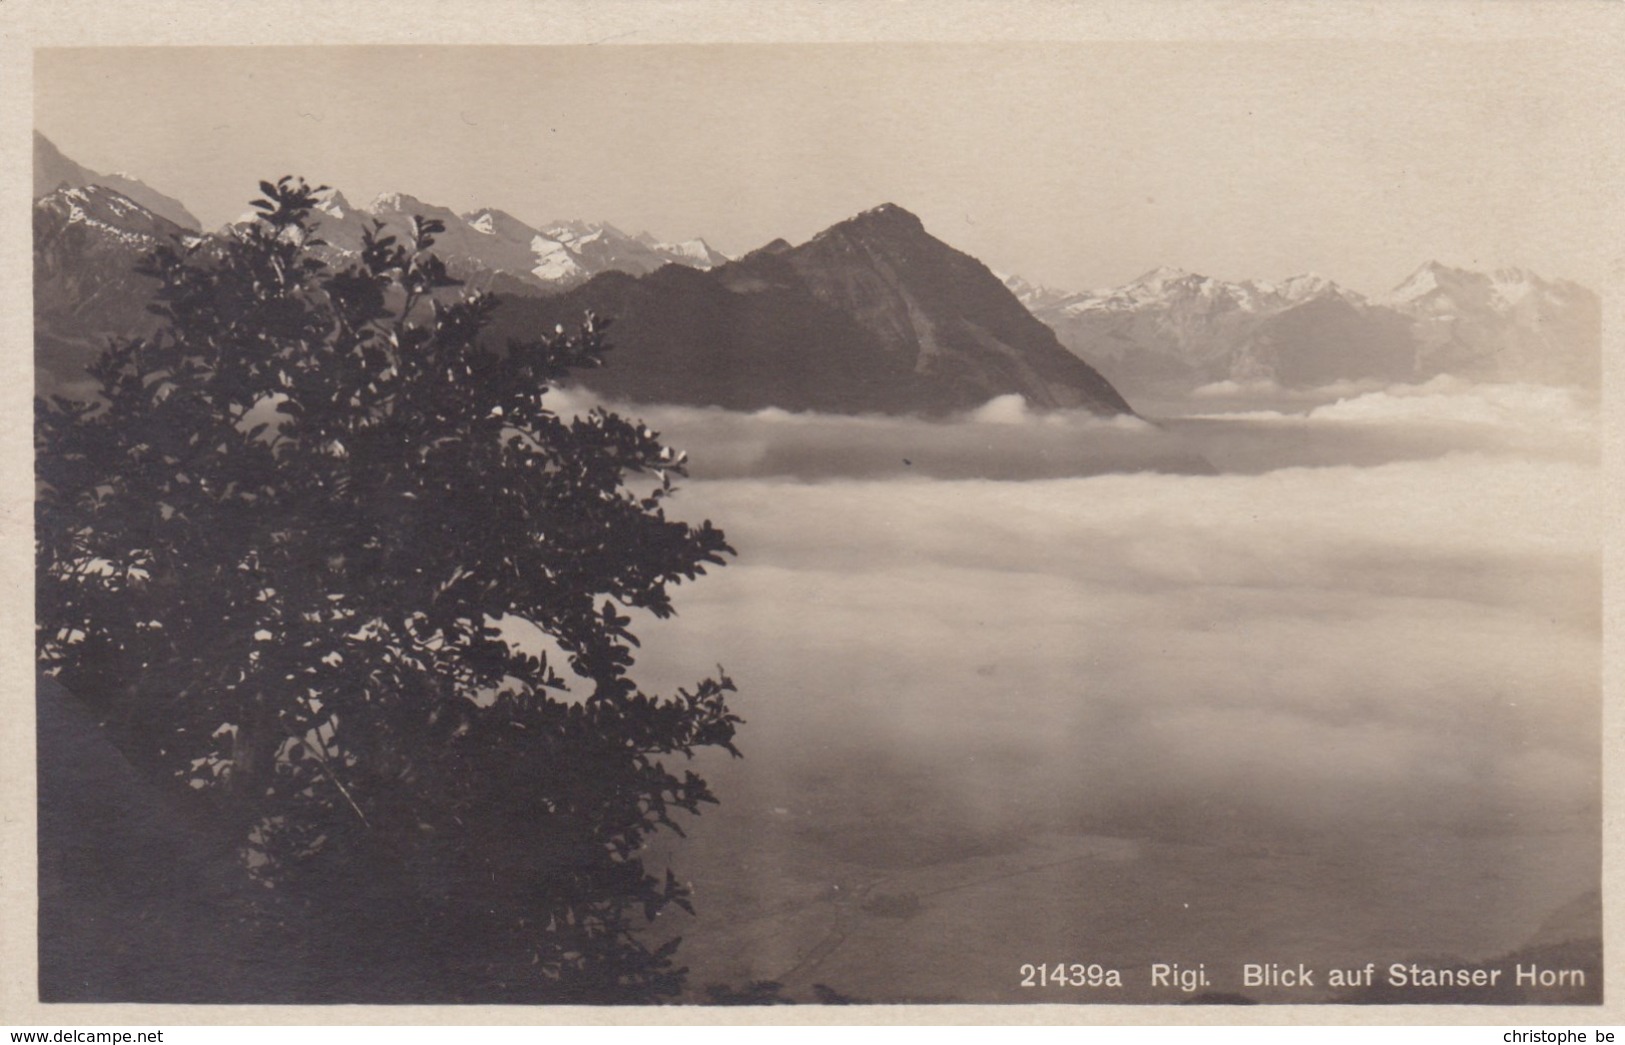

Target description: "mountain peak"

left=1000, top=272, right=1071, bottom=310
left=545, top=218, right=631, bottom=243
left=1275, top=272, right=1347, bottom=302
left=37, top=181, right=190, bottom=246
left=368, top=191, right=427, bottom=213
left=33, top=131, right=202, bottom=231
left=482, top=205, right=1134, bottom=416
left=1129, top=266, right=1201, bottom=291
left=463, top=206, right=539, bottom=240
left=1385, top=260, right=1481, bottom=305
left=840, top=203, right=926, bottom=234
left=316, top=189, right=353, bottom=218
left=746, top=238, right=794, bottom=259
left=1024, top=256, right=1598, bottom=395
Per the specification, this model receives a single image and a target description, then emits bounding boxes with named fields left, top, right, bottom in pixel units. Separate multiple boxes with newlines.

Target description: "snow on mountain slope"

left=44, top=184, right=197, bottom=248
left=1379, top=262, right=1600, bottom=387
left=1021, top=262, right=1598, bottom=396
left=34, top=131, right=202, bottom=232
left=234, top=186, right=730, bottom=293
left=34, top=184, right=194, bottom=398
left=537, top=219, right=729, bottom=284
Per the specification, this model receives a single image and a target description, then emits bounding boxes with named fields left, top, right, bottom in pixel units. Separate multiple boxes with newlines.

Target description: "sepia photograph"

left=8, top=2, right=1620, bottom=1021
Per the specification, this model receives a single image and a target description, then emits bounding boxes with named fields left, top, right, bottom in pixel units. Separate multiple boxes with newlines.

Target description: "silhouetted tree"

left=36, top=177, right=739, bottom=1002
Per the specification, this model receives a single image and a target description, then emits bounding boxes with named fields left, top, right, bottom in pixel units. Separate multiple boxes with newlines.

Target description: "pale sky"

left=34, top=41, right=1623, bottom=296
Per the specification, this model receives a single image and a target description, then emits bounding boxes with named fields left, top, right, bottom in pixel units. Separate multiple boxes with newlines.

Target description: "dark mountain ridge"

left=37, top=129, right=1593, bottom=414
left=483, top=204, right=1135, bottom=416
left=34, top=176, right=1135, bottom=417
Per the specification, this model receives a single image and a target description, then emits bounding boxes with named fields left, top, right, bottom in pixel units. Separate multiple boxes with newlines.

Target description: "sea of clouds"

left=546, top=376, right=1597, bottom=482
left=544, top=379, right=1601, bottom=859
left=511, top=377, right=1612, bottom=995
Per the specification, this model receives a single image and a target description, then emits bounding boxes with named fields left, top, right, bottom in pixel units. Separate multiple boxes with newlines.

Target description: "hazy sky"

left=34, top=41, right=1621, bottom=295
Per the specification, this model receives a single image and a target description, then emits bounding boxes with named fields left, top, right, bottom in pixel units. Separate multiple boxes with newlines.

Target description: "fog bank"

left=566, top=381, right=1599, bottom=995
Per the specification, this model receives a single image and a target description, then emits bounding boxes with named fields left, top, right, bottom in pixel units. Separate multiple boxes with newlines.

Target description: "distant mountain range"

left=251, top=188, right=731, bottom=296
left=31, top=134, right=1130, bottom=416
left=1007, top=262, right=1599, bottom=397
left=1381, top=262, right=1599, bottom=387
left=32, top=131, right=1600, bottom=413
left=34, top=131, right=202, bottom=232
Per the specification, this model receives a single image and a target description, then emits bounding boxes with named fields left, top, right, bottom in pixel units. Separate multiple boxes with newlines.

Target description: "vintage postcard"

left=2, top=0, right=1620, bottom=1028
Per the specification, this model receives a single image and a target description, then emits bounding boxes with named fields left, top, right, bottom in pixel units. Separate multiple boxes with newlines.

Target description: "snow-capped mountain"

left=40, top=183, right=197, bottom=248
left=34, top=131, right=202, bottom=232
left=1379, top=261, right=1599, bottom=387
left=31, top=135, right=742, bottom=398
left=641, top=233, right=731, bottom=269
left=36, top=186, right=1137, bottom=417
left=1021, top=263, right=1598, bottom=396
left=463, top=206, right=584, bottom=283
left=1023, top=267, right=1411, bottom=394
left=533, top=218, right=730, bottom=284
left=32, top=134, right=1598, bottom=406
left=301, top=188, right=373, bottom=253
left=34, top=184, right=194, bottom=399
left=998, top=273, right=1071, bottom=311
left=242, top=189, right=731, bottom=294
left=1039, top=266, right=1362, bottom=317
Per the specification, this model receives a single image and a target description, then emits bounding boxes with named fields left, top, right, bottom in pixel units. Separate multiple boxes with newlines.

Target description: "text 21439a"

left=1019, top=964, right=1124, bottom=988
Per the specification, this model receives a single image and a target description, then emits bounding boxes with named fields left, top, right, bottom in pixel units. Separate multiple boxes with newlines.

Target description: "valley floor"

left=657, top=807, right=1598, bottom=1004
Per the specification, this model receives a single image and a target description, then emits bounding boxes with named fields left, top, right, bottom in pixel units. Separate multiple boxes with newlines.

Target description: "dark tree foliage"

left=36, top=177, right=740, bottom=1002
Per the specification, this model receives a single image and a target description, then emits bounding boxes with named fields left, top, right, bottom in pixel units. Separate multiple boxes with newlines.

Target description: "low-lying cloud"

left=549, top=378, right=1596, bottom=484
left=543, top=387, right=1213, bottom=480
left=1209, top=376, right=1596, bottom=431
left=504, top=377, right=1608, bottom=990
left=572, top=380, right=1603, bottom=865
left=637, top=450, right=1597, bottom=839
